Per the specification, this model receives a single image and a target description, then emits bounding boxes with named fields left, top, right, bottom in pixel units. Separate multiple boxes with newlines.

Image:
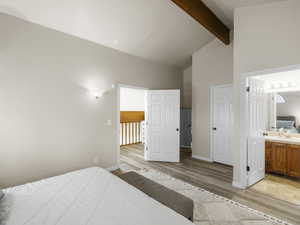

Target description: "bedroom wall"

left=182, top=66, right=192, bottom=109
left=192, top=39, right=233, bottom=161
left=0, top=13, right=181, bottom=188
left=233, top=0, right=300, bottom=186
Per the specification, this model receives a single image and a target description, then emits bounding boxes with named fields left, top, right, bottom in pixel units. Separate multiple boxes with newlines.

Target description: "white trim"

left=115, top=84, right=148, bottom=164
left=238, top=64, right=300, bottom=188
left=210, top=87, right=214, bottom=161
left=210, top=84, right=233, bottom=164
left=192, top=154, right=213, bottom=162
left=116, top=85, right=120, bottom=167
left=117, top=84, right=149, bottom=90
left=105, top=165, right=120, bottom=172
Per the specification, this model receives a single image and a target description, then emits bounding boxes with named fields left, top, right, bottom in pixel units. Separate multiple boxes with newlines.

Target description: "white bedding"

left=0, top=167, right=193, bottom=225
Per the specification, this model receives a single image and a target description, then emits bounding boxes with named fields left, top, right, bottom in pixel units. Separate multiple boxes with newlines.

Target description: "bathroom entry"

left=243, top=67, right=300, bottom=203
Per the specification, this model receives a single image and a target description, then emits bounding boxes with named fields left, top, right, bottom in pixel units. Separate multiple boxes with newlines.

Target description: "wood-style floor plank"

left=118, top=144, right=300, bottom=225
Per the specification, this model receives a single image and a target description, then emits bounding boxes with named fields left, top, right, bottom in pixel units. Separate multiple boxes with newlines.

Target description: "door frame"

left=115, top=84, right=148, bottom=167
left=210, top=84, right=233, bottom=164
left=237, top=64, right=300, bottom=189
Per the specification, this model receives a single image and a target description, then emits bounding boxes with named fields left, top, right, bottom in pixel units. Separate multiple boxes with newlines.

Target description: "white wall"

left=182, top=66, right=192, bottom=108
left=0, top=13, right=181, bottom=188
left=192, top=39, right=233, bottom=160
left=120, top=88, right=145, bottom=111
left=233, top=0, right=300, bottom=187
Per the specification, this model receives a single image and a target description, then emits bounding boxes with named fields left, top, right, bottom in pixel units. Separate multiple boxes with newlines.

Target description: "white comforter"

left=0, top=167, right=193, bottom=225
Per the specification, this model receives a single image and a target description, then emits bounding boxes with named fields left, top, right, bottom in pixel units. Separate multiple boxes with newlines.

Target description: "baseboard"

left=192, top=155, right=213, bottom=162
left=232, top=181, right=246, bottom=189
left=105, top=165, right=120, bottom=172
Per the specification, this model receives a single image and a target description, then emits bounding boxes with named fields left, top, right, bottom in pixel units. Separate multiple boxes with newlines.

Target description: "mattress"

left=0, top=167, right=193, bottom=225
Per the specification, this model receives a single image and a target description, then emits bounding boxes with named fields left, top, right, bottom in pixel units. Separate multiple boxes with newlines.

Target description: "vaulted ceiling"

left=0, top=0, right=286, bottom=68
left=201, top=0, right=286, bottom=28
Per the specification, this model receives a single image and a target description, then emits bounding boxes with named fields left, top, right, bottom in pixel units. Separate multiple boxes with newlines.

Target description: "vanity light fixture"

left=273, top=83, right=280, bottom=89
left=282, top=82, right=289, bottom=88
left=265, top=81, right=300, bottom=93
left=289, top=82, right=297, bottom=87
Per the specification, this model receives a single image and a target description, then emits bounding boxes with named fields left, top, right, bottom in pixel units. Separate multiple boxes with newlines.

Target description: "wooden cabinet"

left=287, top=144, right=300, bottom=178
left=271, top=143, right=287, bottom=175
left=265, top=142, right=272, bottom=173
left=265, top=141, right=300, bottom=178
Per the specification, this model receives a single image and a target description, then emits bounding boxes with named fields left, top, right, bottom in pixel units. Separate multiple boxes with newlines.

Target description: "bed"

left=277, top=116, right=299, bottom=133
left=0, top=167, right=193, bottom=225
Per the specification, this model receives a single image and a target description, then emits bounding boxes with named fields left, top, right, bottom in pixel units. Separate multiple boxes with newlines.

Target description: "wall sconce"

left=93, top=92, right=100, bottom=99
left=90, top=90, right=103, bottom=99
left=88, top=84, right=115, bottom=100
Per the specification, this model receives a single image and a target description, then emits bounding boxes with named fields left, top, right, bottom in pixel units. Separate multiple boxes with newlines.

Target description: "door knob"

left=213, top=127, right=217, bottom=131
left=176, top=128, right=179, bottom=131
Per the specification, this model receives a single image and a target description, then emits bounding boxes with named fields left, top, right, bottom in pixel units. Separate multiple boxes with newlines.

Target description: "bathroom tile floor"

left=251, top=174, right=300, bottom=206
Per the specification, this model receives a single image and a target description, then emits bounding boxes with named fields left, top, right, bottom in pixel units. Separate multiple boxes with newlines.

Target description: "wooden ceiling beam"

left=171, top=0, right=230, bottom=45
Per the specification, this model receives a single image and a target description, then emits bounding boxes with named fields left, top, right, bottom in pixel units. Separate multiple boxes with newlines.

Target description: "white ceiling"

left=201, top=0, right=287, bottom=28
left=0, top=0, right=286, bottom=68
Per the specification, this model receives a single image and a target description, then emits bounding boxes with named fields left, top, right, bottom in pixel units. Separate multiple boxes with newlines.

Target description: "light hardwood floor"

left=117, top=144, right=300, bottom=225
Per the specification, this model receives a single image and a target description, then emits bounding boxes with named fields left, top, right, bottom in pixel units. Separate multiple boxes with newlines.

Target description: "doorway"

left=240, top=66, right=300, bottom=205
left=116, top=85, right=181, bottom=165
left=118, top=85, right=147, bottom=167
left=211, top=84, right=233, bottom=166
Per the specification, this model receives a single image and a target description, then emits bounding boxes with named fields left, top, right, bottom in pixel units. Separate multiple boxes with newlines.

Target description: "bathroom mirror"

left=268, top=91, right=300, bottom=133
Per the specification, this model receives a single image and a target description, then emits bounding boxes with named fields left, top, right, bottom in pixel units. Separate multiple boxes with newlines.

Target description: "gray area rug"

left=134, top=169, right=292, bottom=225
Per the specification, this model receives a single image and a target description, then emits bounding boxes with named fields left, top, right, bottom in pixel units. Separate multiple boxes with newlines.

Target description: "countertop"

left=265, top=136, right=300, bottom=145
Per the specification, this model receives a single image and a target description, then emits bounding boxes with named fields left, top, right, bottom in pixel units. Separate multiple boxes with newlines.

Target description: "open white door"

left=247, top=78, right=267, bottom=186
left=145, top=90, right=180, bottom=162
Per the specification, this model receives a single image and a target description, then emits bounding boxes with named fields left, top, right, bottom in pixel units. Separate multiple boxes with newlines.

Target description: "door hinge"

left=146, top=146, right=148, bottom=151
left=247, top=166, right=250, bottom=172
left=246, top=86, right=250, bottom=92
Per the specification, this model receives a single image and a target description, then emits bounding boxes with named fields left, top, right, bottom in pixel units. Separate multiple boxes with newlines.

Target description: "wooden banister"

left=120, top=111, right=144, bottom=123
left=120, top=111, right=144, bottom=146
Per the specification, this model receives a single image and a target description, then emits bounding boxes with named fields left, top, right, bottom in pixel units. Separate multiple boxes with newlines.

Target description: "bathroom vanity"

left=265, top=136, right=300, bottom=178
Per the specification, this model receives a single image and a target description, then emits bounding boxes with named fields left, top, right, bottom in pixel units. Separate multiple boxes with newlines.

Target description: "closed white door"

left=145, top=90, right=180, bottom=162
left=247, top=78, right=266, bottom=186
left=212, top=85, right=233, bottom=165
